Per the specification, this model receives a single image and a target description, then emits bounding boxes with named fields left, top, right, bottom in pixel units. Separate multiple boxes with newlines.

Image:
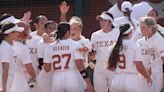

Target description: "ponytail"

left=107, top=32, right=123, bottom=70
left=126, top=11, right=135, bottom=30
left=107, top=24, right=130, bottom=70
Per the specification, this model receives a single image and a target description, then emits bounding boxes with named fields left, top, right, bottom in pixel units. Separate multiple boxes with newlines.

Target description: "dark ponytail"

left=126, top=10, right=135, bottom=30
left=107, top=24, right=130, bottom=70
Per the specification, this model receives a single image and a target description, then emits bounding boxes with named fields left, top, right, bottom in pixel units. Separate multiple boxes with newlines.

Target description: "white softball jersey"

left=137, top=37, right=151, bottom=70
left=138, top=32, right=164, bottom=92
left=110, top=39, right=144, bottom=92
left=37, top=39, right=46, bottom=59
left=91, top=29, right=119, bottom=92
left=0, top=41, right=17, bottom=92
left=91, top=29, right=120, bottom=68
left=74, top=36, right=92, bottom=68
left=30, top=31, right=42, bottom=40
left=37, top=40, right=53, bottom=92
left=117, top=39, right=143, bottom=73
left=44, top=38, right=85, bottom=92
left=26, top=37, right=40, bottom=75
left=11, top=41, right=33, bottom=92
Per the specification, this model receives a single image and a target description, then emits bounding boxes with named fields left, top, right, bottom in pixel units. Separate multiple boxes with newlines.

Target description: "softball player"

left=11, top=22, right=36, bottom=92
left=44, top=22, right=93, bottom=92
left=69, top=16, right=92, bottom=67
left=91, top=12, right=119, bottom=92
left=107, top=23, right=152, bottom=92
left=11, top=41, right=36, bottom=92
left=37, top=2, right=69, bottom=91
left=147, top=8, right=164, bottom=35
left=0, top=23, right=24, bottom=92
left=30, top=15, right=48, bottom=39
left=131, top=8, right=164, bottom=42
left=69, top=16, right=92, bottom=89
left=113, top=1, right=139, bottom=30
left=26, top=35, right=40, bottom=75
left=26, top=15, right=48, bottom=75
left=139, top=17, right=164, bottom=92
left=37, top=20, right=57, bottom=92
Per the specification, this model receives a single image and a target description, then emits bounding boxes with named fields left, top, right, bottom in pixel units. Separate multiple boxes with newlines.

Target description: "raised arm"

left=59, top=1, right=70, bottom=22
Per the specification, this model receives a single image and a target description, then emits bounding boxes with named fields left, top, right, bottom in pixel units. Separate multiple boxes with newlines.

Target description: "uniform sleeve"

left=154, top=34, right=164, bottom=57
left=134, top=44, right=144, bottom=62
left=37, top=41, right=46, bottom=58
left=0, top=46, right=12, bottom=63
left=43, top=45, right=52, bottom=63
left=83, top=38, right=92, bottom=52
left=91, top=33, right=97, bottom=51
left=20, top=46, right=32, bottom=64
left=73, top=43, right=84, bottom=60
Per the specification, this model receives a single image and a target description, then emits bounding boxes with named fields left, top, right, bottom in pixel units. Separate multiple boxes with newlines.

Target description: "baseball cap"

left=97, top=12, right=114, bottom=22
left=3, top=24, right=24, bottom=34
left=121, top=1, right=132, bottom=12
left=0, top=16, right=21, bottom=25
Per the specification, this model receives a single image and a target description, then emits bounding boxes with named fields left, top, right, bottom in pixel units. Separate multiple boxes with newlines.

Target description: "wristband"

left=80, top=69, right=88, bottom=79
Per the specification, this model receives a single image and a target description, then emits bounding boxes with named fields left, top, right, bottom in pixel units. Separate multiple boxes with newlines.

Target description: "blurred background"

left=0, top=0, right=163, bottom=38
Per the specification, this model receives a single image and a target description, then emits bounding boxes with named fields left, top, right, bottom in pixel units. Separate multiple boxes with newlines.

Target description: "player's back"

left=47, top=38, right=84, bottom=92
left=50, top=38, right=81, bottom=71
left=115, top=39, right=139, bottom=74
left=111, top=39, right=143, bottom=92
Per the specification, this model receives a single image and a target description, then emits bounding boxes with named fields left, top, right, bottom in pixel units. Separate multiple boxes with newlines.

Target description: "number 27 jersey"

left=44, top=39, right=83, bottom=70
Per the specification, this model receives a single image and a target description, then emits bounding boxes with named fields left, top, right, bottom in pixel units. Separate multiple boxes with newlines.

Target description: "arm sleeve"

left=74, top=43, right=84, bottom=60
left=83, top=39, right=92, bottom=52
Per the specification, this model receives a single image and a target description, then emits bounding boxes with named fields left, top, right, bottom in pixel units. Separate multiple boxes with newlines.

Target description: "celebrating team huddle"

left=0, top=0, right=164, bottom=92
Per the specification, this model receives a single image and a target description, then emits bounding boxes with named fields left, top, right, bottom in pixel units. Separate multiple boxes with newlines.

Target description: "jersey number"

left=52, top=54, right=71, bottom=70
left=118, top=54, right=126, bottom=69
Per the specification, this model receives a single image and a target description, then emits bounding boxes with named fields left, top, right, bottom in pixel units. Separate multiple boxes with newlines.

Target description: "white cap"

left=97, top=12, right=113, bottom=22
left=123, top=25, right=134, bottom=35
left=0, top=16, right=21, bottom=25
left=121, top=1, right=132, bottom=12
left=4, top=25, right=24, bottom=34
